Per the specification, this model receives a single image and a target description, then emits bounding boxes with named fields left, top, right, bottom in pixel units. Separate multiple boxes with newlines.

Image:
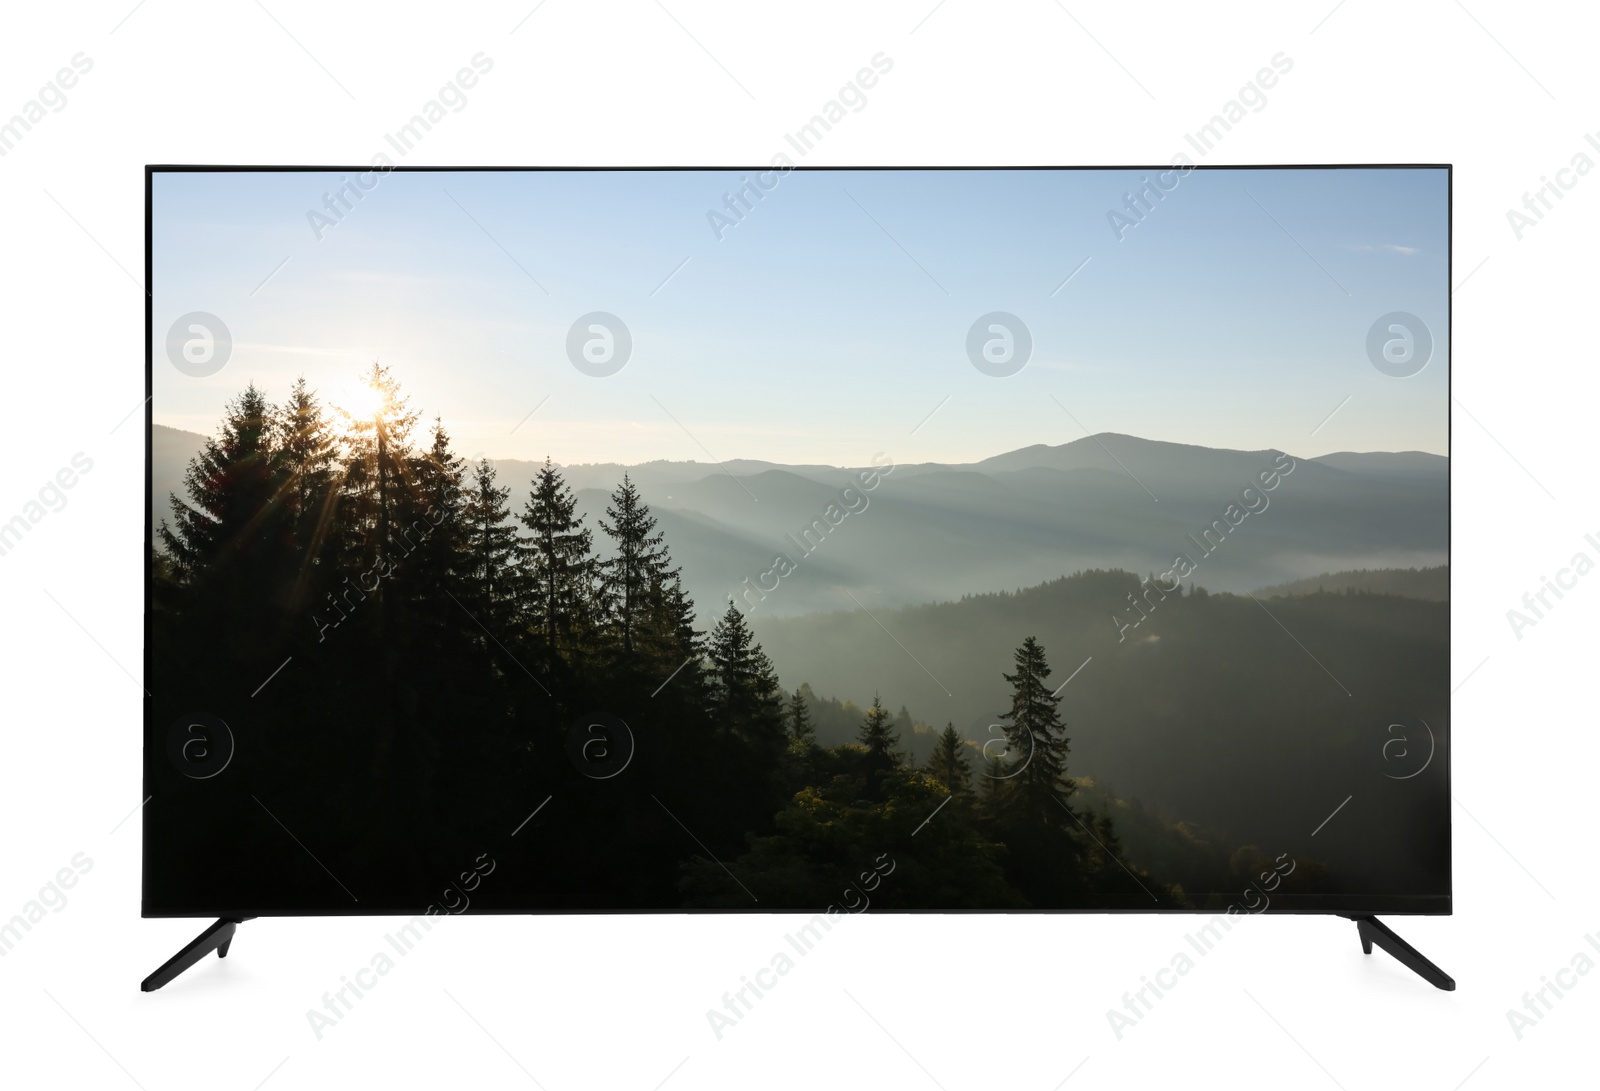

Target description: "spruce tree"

left=277, top=378, right=335, bottom=504
left=597, top=473, right=669, bottom=656
left=781, top=686, right=818, bottom=790
left=158, top=382, right=285, bottom=582
left=787, top=687, right=815, bottom=754
left=998, top=636, right=1073, bottom=821
left=926, top=723, right=973, bottom=795
left=519, top=457, right=596, bottom=670
left=857, top=694, right=901, bottom=790
left=707, top=600, right=787, bottom=823
left=404, top=418, right=469, bottom=604
left=339, top=361, right=421, bottom=605
left=461, top=458, right=521, bottom=630
left=707, top=600, right=784, bottom=744
left=155, top=383, right=291, bottom=698
left=274, top=377, right=341, bottom=612
left=893, top=705, right=916, bottom=761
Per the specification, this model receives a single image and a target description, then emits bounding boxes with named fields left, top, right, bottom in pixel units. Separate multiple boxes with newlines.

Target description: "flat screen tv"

left=144, top=164, right=1451, bottom=991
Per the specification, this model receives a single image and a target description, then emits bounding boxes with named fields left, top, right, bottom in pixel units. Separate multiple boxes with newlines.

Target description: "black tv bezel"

left=143, top=163, right=1452, bottom=920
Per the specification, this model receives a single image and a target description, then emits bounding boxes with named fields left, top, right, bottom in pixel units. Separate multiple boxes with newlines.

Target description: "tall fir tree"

left=519, top=457, right=596, bottom=672
left=707, top=600, right=785, bottom=748
left=926, top=723, right=973, bottom=795
left=997, top=636, right=1074, bottom=823
left=857, top=694, right=901, bottom=793
left=276, top=377, right=339, bottom=548
left=893, top=705, right=916, bottom=759
left=706, top=599, right=787, bottom=827
left=787, top=688, right=816, bottom=754
left=274, top=376, right=341, bottom=613
left=460, top=458, right=521, bottom=632
left=404, top=417, right=469, bottom=605
left=154, top=383, right=293, bottom=702
left=338, top=361, right=421, bottom=606
left=597, top=473, right=671, bottom=657
left=158, top=383, right=284, bottom=582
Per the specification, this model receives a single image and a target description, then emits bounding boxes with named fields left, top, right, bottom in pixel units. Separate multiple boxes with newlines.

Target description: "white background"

left=0, top=1, right=1594, bottom=1088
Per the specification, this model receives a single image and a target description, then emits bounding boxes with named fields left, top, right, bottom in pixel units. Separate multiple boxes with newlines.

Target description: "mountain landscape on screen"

left=148, top=166, right=1448, bottom=918
left=146, top=370, right=1447, bottom=913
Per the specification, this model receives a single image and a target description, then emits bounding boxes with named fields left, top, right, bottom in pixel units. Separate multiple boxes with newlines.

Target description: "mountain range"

left=150, top=425, right=1447, bottom=622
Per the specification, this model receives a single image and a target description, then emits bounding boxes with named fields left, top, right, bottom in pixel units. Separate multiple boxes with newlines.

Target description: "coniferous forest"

left=146, top=364, right=1441, bottom=914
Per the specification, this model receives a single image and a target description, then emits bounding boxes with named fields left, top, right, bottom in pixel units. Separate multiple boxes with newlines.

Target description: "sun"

left=337, top=381, right=384, bottom=421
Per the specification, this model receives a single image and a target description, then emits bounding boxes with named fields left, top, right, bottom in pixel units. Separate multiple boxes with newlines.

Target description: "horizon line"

left=148, top=419, right=1449, bottom=468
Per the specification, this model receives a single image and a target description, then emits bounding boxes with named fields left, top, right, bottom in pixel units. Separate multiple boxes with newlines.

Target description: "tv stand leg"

left=141, top=918, right=252, bottom=992
left=1343, top=914, right=1455, bottom=991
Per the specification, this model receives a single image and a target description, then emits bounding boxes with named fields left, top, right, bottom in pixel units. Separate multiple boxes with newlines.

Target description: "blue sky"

left=152, top=167, right=1448, bottom=466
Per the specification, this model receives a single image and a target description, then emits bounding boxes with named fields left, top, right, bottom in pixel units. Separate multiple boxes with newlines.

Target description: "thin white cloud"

left=1340, top=242, right=1420, bottom=255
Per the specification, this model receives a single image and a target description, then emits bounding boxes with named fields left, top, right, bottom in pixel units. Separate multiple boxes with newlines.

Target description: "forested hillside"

left=1253, top=565, right=1448, bottom=601
left=154, top=366, right=1346, bottom=912
left=754, top=572, right=1449, bottom=896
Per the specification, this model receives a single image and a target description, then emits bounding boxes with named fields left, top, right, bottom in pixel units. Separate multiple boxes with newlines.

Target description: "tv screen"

left=146, top=165, right=1448, bottom=920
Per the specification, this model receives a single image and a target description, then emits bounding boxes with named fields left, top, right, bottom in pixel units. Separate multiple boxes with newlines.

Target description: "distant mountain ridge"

left=150, top=424, right=1447, bottom=620
left=1254, top=565, right=1448, bottom=601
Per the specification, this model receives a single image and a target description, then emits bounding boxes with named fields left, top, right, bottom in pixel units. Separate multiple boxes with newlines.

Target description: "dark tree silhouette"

left=857, top=694, right=901, bottom=796
left=926, top=723, right=973, bottom=795
left=461, top=457, right=521, bottom=634
left=158, top=383, right=283, bottom=582
left=996, top=636, right=1073, bottom=823
left=519, top=457, right=596, bottom=675
left=707, top=600, right=784, bottom=749
left=276, top=376, right=340, bottom=596
left=597, top=473, right=669, bottom=657
left=338, top=361, right=422, bottom=618
left=788, top=688, right=816, bottom=753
